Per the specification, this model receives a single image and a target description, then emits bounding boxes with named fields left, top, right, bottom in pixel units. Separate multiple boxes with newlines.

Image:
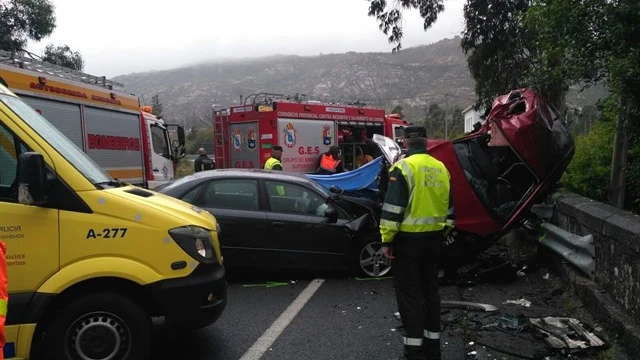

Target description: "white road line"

left=239, top=278, right=325, bottom=360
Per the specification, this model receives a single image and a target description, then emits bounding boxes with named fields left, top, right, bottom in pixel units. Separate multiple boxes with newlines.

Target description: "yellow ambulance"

left=0, top=82, right=226, bottom=359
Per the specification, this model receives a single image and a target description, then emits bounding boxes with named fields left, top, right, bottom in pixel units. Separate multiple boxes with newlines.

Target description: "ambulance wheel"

left=45, top=291, right=151, bottom=360
left=355, top=236, right=392, bottom=278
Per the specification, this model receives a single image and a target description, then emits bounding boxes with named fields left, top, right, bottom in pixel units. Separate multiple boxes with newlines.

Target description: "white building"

left=461, top=105, right=486, bottom=133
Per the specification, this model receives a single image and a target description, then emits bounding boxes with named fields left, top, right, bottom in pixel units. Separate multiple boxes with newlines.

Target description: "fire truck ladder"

left=213, top=108, right=230, bottom=168
left=0, top=50, right=127, bottom=92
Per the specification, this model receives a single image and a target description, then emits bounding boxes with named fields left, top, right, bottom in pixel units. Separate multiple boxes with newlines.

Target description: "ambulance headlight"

left=169, top=226, right=216, bottom=264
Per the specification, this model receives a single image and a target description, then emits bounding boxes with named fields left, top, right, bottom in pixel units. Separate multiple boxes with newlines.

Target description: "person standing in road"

left=194, top=148, right=215, bottom=172
left=379, top=125, right=455, bottom=360
left=264, top=146, right=284, bottom=171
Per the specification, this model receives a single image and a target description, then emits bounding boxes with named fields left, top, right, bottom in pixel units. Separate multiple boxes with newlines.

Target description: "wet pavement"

left=150, top=243, right=632, bottom=360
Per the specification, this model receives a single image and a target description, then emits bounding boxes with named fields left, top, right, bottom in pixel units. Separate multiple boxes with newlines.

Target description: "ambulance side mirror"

left=17, top=152, right=48, bottom=205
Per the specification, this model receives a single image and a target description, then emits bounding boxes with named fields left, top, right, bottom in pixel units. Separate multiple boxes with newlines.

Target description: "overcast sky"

left=27, top=0, right=465, bottom=78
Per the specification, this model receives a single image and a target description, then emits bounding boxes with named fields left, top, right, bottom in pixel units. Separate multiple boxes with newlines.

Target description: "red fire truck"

left=213, top=94, right=410, bottom=173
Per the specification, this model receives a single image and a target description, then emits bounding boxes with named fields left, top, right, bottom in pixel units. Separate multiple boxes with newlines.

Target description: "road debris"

left=529, top=317, right=605, bottom=351
left=441, top=300, right=499, bottom=312
left=503, top=298, right=531, bottom=307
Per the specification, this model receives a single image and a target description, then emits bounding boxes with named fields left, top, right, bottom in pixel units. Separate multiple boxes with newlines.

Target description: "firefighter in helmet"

left=379, top=125, right=455, bottom=360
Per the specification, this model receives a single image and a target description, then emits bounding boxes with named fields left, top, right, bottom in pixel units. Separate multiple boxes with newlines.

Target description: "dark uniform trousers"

left=392, top=233, right=443, bottom=360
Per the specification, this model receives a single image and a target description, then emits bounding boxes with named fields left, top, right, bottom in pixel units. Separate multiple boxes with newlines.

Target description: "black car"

left=158, top=169, right=391, bottom=277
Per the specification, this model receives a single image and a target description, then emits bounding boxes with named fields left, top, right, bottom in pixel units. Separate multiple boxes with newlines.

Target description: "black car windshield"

left=305, top=177, right=331, bottom=197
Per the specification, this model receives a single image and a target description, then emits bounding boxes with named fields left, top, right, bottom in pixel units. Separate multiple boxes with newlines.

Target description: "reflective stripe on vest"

left=0, top=298, right=6, bottom=317
left=319, top=154, right=340, bottom=172
left=265, top=157, right=281, bottom=170
left=392, top=154, right=450, bottom=233
left=382, top=203, right=405, bottom=214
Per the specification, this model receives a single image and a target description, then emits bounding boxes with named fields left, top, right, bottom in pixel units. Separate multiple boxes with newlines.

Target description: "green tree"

left=424, top=103, right=445, bottom=138
left=461, top=0, right=552, bottom=107
left=366, top=0, right=568, bottom=110
left=526, top=0, right=640, bottom=209
left=367, top=0, right=444, bottom=52
left=41, top=44, right=83, bottom=70
left=0, top=0, right=55, bottom=51
left=151, top=94, right=163, bottom=117
left=366, top=0, right=640, bottom=212
left=185, top=127, right=213, bottom=155
left=562, top=118, right=615, bottom=203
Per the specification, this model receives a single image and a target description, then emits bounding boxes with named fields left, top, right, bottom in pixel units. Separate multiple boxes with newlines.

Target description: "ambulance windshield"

left=0, top=94, right=112, bottom=184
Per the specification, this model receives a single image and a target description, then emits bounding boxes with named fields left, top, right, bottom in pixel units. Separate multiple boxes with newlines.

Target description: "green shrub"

left=562, top=120, right=615, bottom=203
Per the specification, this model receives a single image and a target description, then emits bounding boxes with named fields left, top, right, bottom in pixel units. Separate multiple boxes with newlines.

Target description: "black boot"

left=403, top=345, right=426, bottom=360
left=423, top=339, right=441, bottom=360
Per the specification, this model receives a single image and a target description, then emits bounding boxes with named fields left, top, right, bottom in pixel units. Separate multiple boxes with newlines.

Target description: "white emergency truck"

left=0, top=50, right=185, bottom=189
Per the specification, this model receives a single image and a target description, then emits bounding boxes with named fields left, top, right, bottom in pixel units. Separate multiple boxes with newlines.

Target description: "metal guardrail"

left=538, top=222, right=595, bottom=279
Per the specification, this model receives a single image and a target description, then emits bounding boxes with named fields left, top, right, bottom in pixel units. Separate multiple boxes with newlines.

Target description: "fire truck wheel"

left=44, top=291, right=151, bottom=360
left=355, top=236, right=393, bottom=278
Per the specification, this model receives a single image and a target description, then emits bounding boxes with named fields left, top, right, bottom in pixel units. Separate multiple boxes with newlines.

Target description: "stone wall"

left=552, top=192, right=640, bottom=324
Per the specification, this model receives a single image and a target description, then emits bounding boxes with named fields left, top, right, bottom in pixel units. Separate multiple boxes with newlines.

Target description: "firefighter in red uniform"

left=380, top=125, right=454, bottom=360
left=0, top=240, right=7, bottom=359
left=317, top=146, right=345, bottom=175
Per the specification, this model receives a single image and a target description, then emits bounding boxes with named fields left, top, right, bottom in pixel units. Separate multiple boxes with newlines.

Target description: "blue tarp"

left=304, top=156, right=384, bottom=192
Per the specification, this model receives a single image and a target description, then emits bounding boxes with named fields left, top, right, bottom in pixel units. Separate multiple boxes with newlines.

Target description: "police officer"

left=194, top=148, right=215, bottom=172
left=264, top=146, right=283, bottom=171
left=380, top=125, right=454, bottom=360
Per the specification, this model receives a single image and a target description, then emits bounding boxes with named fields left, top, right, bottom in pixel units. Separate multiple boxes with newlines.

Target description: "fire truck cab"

left=213, top=94, right=410, bottom=173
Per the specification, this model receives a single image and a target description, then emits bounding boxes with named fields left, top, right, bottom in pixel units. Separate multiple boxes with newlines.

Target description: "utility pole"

left=444, top=93, right=449, bottom=140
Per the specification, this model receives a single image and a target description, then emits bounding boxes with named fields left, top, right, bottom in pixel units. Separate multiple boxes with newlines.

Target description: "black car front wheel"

left=356, top=237, right=392, bottom=277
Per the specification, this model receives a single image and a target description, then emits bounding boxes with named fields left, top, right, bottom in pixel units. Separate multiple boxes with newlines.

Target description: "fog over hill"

left=112, top=36, right=605, bottom=126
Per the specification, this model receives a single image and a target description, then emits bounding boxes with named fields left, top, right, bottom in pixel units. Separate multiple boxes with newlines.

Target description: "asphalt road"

left=149, top=265, right=631, bottom=360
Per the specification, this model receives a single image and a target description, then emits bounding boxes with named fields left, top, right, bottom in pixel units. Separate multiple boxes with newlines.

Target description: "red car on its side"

left=374, top=88, right=575, bottom=272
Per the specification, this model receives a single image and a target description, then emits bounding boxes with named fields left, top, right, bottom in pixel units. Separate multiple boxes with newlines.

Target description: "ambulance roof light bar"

left=0, top=50, right=127, bottom=91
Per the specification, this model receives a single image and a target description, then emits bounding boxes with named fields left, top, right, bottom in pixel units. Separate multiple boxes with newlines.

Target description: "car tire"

left=43, top=291, right=152, bottom=360
left=354, top=235, right=392, bottom=278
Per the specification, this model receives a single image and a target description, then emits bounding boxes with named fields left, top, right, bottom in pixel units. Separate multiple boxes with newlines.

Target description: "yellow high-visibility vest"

left=264, top=157, right=282, bottom=170
left=380, top=154, right=450, bottom=234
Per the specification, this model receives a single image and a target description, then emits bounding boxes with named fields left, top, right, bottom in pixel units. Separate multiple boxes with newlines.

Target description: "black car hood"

left=341, top=195, right=379, bottom=213
left=336, top=195, right=381, bottom=231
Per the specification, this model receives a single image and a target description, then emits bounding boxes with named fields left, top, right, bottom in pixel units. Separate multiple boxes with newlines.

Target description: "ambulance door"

left=0, top=113, right=59, bottom=356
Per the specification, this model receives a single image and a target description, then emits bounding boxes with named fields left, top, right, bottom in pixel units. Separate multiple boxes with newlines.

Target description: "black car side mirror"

left=324, top=206, right=338, bottom=223
left=17, top=152, right=48, bottom=205
left=329, top=186, right=344, bottom=201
